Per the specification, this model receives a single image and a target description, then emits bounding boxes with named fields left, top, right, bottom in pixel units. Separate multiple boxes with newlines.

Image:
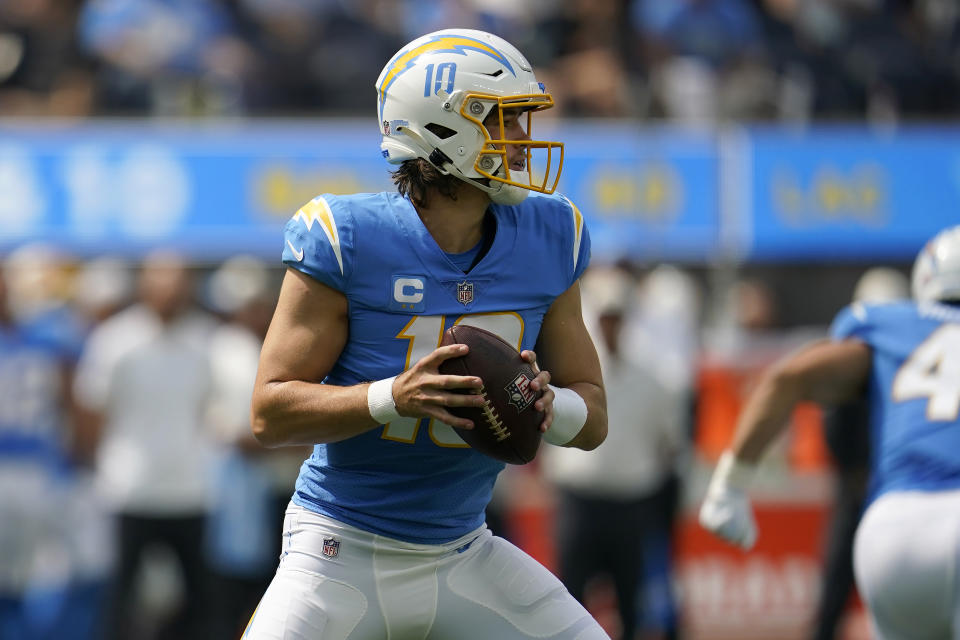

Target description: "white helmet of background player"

left=376, top=29, right=563, bottom=205
left=912, top=224, right=960, bottom=303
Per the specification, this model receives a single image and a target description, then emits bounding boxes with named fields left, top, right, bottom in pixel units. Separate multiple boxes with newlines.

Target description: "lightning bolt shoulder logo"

left=292, top=197, right=343, bottom=275
left=286, top=239, right=304, bottom=262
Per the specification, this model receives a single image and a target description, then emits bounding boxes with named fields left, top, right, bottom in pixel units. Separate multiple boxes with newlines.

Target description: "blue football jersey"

left=281, top=191, right=590, bottom=543
left=0, top=318, right=72, bottom=472
left=831, top=301, right=960, bottom=503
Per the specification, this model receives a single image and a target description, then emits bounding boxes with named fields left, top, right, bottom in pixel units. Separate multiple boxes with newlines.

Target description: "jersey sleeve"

left=558, top=194, right=591, bottom=284
left=282, top=195, right=354, bottom=292
left=830, top=303, right=872, bottom=341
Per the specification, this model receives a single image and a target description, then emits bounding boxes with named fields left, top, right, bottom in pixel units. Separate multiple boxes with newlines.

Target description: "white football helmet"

left=376, top=29, right=563, bottom=205
left=912, top=225, right=960, bottom=303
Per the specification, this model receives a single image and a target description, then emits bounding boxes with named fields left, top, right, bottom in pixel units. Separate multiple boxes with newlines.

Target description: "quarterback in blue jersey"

left=699, top=225, right=960, bottom=640
left=244, top=29, right=610, bottom=639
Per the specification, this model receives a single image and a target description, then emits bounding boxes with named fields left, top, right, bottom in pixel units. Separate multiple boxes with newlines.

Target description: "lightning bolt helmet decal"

left=377, top=34, right=516, bottom=122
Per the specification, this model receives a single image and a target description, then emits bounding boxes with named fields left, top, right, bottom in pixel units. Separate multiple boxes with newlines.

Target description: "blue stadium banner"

left=741, top=125, right=960, bottom=261
left=560, top=124, right=720, bottom=263
left=0, top=120, right=719, bottom=262
left=0, top=121, right=393, bottom=261
left=1, top=120, right=957, bottom=263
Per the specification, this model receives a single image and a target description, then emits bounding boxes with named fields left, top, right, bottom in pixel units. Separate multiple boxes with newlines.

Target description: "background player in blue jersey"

left=243, top=29, right=610, bottom=639
left=0, top=253, right=104, bottom=640
left=698, top=224, right=960, bottom=640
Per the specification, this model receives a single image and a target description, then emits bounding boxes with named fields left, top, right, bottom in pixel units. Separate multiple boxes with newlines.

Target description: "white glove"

left=698, top=451, right=758, bottom=550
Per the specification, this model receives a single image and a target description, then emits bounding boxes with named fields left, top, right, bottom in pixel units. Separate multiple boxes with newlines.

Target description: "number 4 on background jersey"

left=892, top=325, right=960, bottom=421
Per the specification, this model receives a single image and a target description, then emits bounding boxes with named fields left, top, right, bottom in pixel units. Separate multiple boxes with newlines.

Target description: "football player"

left=243, top=29, right=610, bottom=639
left=699, top=224, right=960, bottom=640
left=0, top=255, right=98, bottom=639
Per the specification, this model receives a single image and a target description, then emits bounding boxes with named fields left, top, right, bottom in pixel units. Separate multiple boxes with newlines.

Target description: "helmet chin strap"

left=489, top=172, right=530, bottom=205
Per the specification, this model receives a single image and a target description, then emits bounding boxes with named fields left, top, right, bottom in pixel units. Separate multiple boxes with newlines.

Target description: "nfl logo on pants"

left=322, top=536, right=340, bottom=559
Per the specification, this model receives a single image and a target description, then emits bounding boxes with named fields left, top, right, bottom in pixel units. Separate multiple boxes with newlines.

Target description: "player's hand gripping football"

left=698, top=451, right=758, bottom=550
left=391, top=343, right=486, bottom=430
left=520, top=349, right=554, bottom=434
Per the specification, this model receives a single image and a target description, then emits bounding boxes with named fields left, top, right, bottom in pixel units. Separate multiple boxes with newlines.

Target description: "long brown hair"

left=391, top=159, right=462, bottom=209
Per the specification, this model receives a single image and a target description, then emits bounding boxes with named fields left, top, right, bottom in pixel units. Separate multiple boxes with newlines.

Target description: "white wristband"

left=544, top=385, right=588, bottom=446
left=709, top=450, right=755, bottom=492
left=367, top=376, right=401, bottom=424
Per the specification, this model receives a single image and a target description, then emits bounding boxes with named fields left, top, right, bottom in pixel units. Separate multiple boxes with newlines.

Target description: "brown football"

left=438, top=324, right=544, bottom=464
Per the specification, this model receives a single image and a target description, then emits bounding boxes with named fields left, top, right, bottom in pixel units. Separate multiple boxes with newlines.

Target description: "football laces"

left=479, top=387, right=510, bottom=441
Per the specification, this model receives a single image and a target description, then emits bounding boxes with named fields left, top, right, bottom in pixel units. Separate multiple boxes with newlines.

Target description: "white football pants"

left=854, top=489, right=960, bottom=640
left=242, top=504, right=609, bottom=640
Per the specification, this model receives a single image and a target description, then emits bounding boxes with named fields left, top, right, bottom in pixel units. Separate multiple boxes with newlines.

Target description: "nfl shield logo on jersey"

left=505, top=371, right=536, bottom=412
left=322, top=536, right=340, bottom=559
left=457, top=281, right=474, bottom=305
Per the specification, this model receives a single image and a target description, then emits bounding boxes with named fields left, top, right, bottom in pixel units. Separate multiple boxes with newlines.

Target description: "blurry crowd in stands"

left=1, top=0, right=959, bottom=124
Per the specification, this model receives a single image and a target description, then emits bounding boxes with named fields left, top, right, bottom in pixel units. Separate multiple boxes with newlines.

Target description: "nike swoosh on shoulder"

left=286, top=239, right=305, bottom=262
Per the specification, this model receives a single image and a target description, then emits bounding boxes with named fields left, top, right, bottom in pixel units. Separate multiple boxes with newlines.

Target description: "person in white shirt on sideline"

left=542, top=265, right=689, bottom=640
left=74, top=250, right=217, bottom=640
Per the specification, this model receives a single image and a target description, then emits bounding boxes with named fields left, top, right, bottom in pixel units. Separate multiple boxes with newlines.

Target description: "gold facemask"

left=460, top=93, right=564, bottom=195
